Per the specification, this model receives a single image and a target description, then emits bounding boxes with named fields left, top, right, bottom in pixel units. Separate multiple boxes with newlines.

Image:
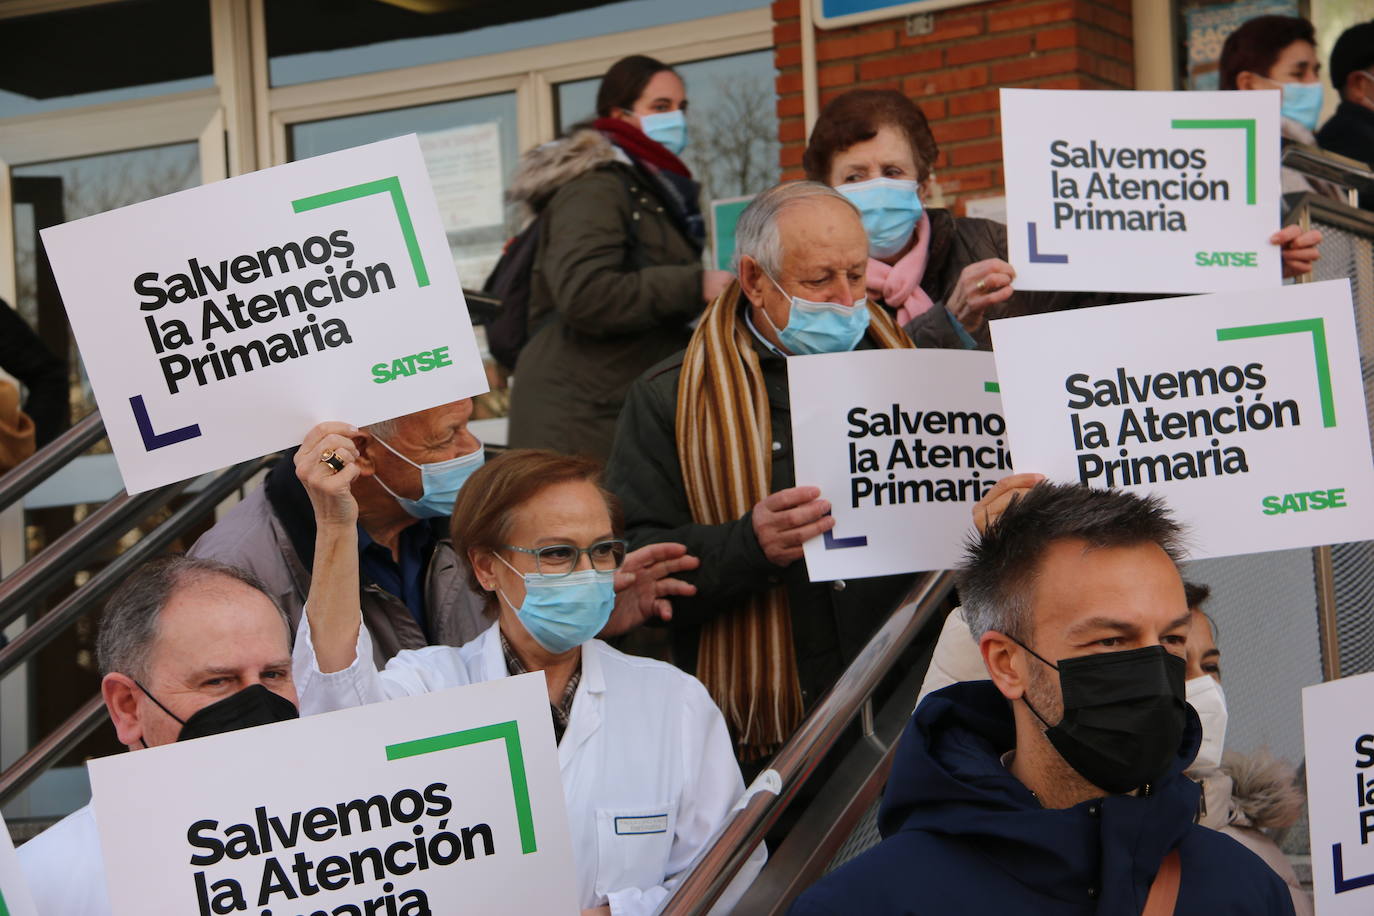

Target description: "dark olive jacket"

left=902, top=209, right=1123, bottom=349
left=604, top=328, right=917, bottom=707
left=507, top=130, right=704, bottom=460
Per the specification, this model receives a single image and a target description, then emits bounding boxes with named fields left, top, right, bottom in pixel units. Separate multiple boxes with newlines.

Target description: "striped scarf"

left=675, top=281, right=914, bottom=756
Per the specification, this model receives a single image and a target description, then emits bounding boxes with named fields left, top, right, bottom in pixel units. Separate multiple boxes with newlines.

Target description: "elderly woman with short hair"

left=293, top=429, right=764, bottom=916
left=803, top=89, right=1322, bottom=350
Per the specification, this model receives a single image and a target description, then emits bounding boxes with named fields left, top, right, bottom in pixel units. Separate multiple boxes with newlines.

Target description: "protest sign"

left=790, top=349, right=1006, bottom=580
left=990, top=279, right=1374, bottom=559
left=89, top=673, right=577, bottom=916
left=1304, top=671, right=1374, bottom=914
left=0, top=813, right=39, bottom=916
left=1001, top=88, right=1281, bottom=293
left=41, top=134, right=488, bottom=494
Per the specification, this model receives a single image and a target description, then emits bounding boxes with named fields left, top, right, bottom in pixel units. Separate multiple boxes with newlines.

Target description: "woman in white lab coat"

left=292, top=423, right=765, bottom=916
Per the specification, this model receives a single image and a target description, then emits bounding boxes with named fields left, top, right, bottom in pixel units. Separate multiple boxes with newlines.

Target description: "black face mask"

left=136, top=682, right=299, bottom=743
left=1015, top=641, right=1187, bottom=795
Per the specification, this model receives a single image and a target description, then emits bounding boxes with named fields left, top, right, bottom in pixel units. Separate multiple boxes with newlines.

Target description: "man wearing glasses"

left=190, top=399, right=489, bottom=665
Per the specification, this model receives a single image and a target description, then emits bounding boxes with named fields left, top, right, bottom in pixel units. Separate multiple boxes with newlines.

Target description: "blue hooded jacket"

left=790, top=681, right=1295, bottom=915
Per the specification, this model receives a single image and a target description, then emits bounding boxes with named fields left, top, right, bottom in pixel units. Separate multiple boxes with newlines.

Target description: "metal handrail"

left=0, top=411, right=106, bottom=513
left=0, top=457, right=274, bottom=680
left=0, top=480, right=190, bottom=630
left=0, top=694, right=106, bottom=808
left=656, top=569, right=958, bottom=916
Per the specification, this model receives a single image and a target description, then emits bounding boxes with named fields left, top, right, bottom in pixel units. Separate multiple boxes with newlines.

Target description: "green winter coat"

left=507, top=130, right=703, bottom=460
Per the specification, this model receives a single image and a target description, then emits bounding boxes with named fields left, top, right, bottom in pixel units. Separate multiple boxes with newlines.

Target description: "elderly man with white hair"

left=605, top=181, right=919, bottom=756
left=191, top=399, right=487, bottom=665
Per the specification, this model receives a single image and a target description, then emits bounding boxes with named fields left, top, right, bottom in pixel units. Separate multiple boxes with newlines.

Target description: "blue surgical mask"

left=495, top=553, right=615, bottom=654
left=1277, top=80, right=1324, bottom=132
left=761, top=273, right=870, bottom=355
left=637, top=109, right=688, bottom=156
left=372, top=435, right=484, bottom=519
left=837, top=178, right=923, bottom=259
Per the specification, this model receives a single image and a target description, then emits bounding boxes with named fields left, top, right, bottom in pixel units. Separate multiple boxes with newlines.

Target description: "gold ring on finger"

left=976, top=279, right=987, bottom=293
left=320, top=449, right=346, bottom=474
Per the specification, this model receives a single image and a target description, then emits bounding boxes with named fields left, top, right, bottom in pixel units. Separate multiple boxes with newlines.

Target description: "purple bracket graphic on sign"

left=1027, top=222, right=1069, bottom=264
left=130, top=395, right=202, bottom=451
left=1333, top=842, right=1374, bottom=893
left=823, top=526, right=868, bottom=550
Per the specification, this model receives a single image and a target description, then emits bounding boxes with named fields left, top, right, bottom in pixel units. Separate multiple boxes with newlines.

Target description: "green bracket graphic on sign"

left=1171, top=119, right=1257, bottom=205
left=1217, top=317, right=1335, bottom=427
left=0, top=887, right=10, bottom=916
left=984, top=381, right=1000, bottom=393
left=293, top=176, right=429, bottom=287
left=386, top=720, right=537, bottom=854
left=710, top=196, right=754, bottom=272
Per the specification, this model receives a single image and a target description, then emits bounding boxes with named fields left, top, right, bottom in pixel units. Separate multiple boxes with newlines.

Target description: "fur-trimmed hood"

left=507, top=128, right=618, bottom=218
left=1194, top=749, right=1306, bottom=832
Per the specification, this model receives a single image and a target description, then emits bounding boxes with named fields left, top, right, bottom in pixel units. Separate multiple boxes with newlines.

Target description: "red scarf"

left=593, top=116, right=692, bottom=178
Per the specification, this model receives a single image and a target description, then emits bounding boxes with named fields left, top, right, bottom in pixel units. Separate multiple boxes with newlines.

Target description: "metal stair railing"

left=655, top=569, right=957, bottom=916
left=0, top=411, right=106, bottom=514
left=0, top=455, right=276, bottom=681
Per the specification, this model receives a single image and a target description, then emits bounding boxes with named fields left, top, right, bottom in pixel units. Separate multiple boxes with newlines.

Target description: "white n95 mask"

left=1186, top=675, right=1228, bottom=771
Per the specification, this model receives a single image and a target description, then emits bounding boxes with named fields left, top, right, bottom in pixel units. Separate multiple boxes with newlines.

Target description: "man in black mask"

left=791, top=483, right=1295, bottom=915
left=18, top=556, right=299, bottom=915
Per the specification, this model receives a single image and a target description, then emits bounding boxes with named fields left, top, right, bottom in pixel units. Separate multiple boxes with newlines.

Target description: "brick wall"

left=773, top=0, right=1135, bottom=213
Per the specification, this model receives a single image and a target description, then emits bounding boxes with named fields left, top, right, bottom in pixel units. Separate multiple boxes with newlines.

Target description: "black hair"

left=960, top=483, right=1185, bottom=642
left=596, top=55, right=677, bottom=118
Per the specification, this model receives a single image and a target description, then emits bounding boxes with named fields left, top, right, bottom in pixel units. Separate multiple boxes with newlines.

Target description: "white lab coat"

left=293, top=619, right=765, bottom=916
left=17, top=803, right=111, bottom=916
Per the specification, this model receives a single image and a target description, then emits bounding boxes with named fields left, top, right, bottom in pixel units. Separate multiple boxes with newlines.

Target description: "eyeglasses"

left=502, top=539, right=628, bottom=577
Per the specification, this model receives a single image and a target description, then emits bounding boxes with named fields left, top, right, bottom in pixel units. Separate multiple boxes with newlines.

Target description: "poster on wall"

left=990, top=280, right=1374, bottom=559
left=41, top=135, right=489, bottom=494
left=1184, top=0, right=1299, bottom=90
left=418, top=123, right=505, bottom=234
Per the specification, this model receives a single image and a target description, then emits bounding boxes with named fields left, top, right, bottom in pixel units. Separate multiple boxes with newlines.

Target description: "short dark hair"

left=803, top=89, right=940, bottom=184
left=1183, top=580, right=1212, bottom=610
left=596, top=55, right=677, bottom=119
left=96, top=556, right=284, bottom=680
left=451, top=449, right=622, bottom=617
left=1219, top=15, right=1316, bottom=90
left=1329, top=21, right=1374, bottom=90
left=960, top=483, right=1186, bottom=642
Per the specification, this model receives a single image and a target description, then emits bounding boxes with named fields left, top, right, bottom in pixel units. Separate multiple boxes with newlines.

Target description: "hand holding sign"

left=1274, top=224, right=1322, bottom=278
left=948, top=258, right=1016, bottom=336
left=754, top=487, right=835, bottom=567
left=973, top=473, right=1047, bottom=534
left=296, top=421, right=362, bottom=528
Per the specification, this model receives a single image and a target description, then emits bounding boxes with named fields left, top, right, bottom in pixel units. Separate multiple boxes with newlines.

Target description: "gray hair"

left=96, top=556, right=287, bottom=680
left=959, top=483, right=1186, bottom=644
left=366, top=417, right=399, bottom=441
left=732, top=180, right=862, bottom=276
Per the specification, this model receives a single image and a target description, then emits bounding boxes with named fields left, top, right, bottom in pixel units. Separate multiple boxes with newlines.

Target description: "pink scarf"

left=866, top=211, right=935, bottom=326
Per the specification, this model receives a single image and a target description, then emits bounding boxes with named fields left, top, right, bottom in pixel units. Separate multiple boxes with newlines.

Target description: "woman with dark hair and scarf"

left=506, top=56, right=732, bottom=460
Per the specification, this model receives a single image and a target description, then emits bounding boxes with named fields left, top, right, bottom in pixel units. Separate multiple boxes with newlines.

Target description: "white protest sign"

left=790, top=349, right=1007, bottom=580
left=0, top=813, right=39, bottom=916
left=990, top=279, right=1374, bottom=559
left=42, top=134, right=489, bottom=495
left=1304, top=671, right=1374, bottom=914
left=418, top=124, right=504, bottom=234
left=89, top=673, right=577, bottom=916
left=1001, top=88, right=1281, bottom=293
